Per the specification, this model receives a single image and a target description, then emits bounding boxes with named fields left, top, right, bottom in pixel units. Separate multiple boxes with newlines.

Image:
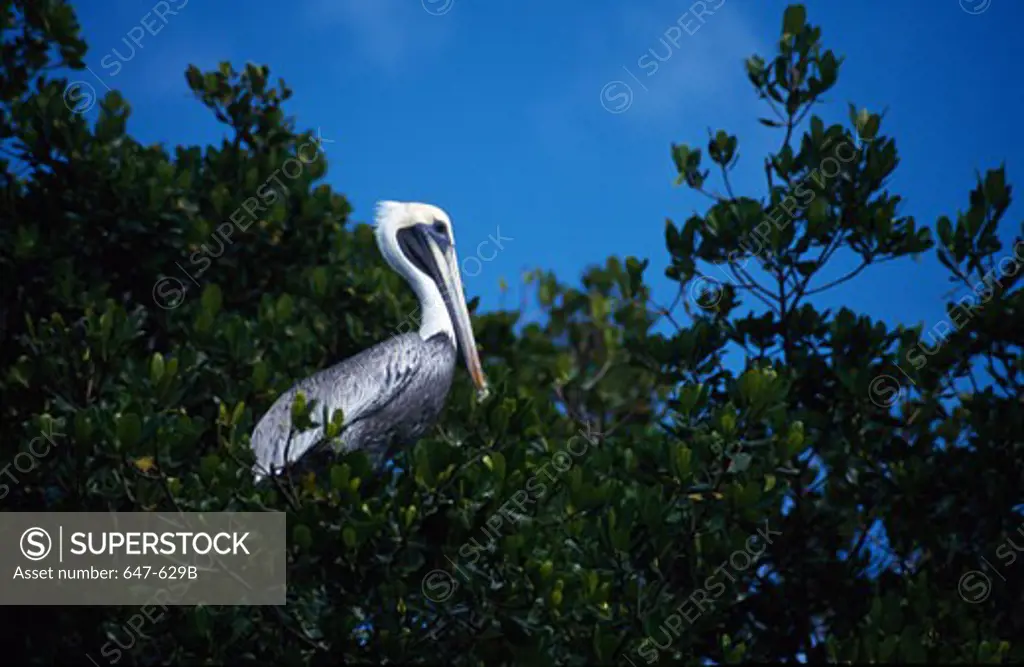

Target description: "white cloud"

left=519, top=1, right=775, bottom=187
left=304, top=0, right=454, bottom=73
left=602, top=2, right=767, bottom=121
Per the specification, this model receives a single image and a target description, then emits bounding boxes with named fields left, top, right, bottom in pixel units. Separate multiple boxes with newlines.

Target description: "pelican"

left=249, top=201, right=489, bottom=481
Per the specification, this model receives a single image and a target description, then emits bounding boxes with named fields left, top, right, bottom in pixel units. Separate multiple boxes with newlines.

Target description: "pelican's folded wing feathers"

left=249, top=333, right=427, bottom=480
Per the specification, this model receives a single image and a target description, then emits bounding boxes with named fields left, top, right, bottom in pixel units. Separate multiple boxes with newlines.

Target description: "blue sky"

left=66, top=0, right=1023, bottom=339
left=56, top=1, right=1020, bottom=651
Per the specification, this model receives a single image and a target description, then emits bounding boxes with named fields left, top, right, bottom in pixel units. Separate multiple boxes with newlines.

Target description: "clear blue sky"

left=66, top=0, right=1023, bottom=335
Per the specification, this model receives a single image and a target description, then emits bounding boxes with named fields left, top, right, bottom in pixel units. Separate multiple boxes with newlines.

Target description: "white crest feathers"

left=374, top=201, right=406, bottom=228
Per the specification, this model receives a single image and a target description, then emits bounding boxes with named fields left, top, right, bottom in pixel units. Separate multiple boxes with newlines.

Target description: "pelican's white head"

left=373, top=200, right=488, bottom=400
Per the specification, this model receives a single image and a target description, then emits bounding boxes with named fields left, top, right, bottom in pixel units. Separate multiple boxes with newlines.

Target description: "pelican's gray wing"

left=249, top=332, right=439, bottom=480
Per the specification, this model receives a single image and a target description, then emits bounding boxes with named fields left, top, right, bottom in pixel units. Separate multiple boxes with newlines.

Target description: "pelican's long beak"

left=425, top=239, right=489, bottom=401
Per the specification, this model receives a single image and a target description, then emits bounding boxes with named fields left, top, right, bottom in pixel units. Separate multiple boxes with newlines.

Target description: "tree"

left=1, top=1, right=1020, bottom=663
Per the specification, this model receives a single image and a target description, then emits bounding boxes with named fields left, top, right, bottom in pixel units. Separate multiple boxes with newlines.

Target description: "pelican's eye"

left=432, top=220, right=447, bottom=237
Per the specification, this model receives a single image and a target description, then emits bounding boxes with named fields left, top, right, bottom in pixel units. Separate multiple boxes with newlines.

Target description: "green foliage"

left=1, top=2, right=1021, bottom=664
